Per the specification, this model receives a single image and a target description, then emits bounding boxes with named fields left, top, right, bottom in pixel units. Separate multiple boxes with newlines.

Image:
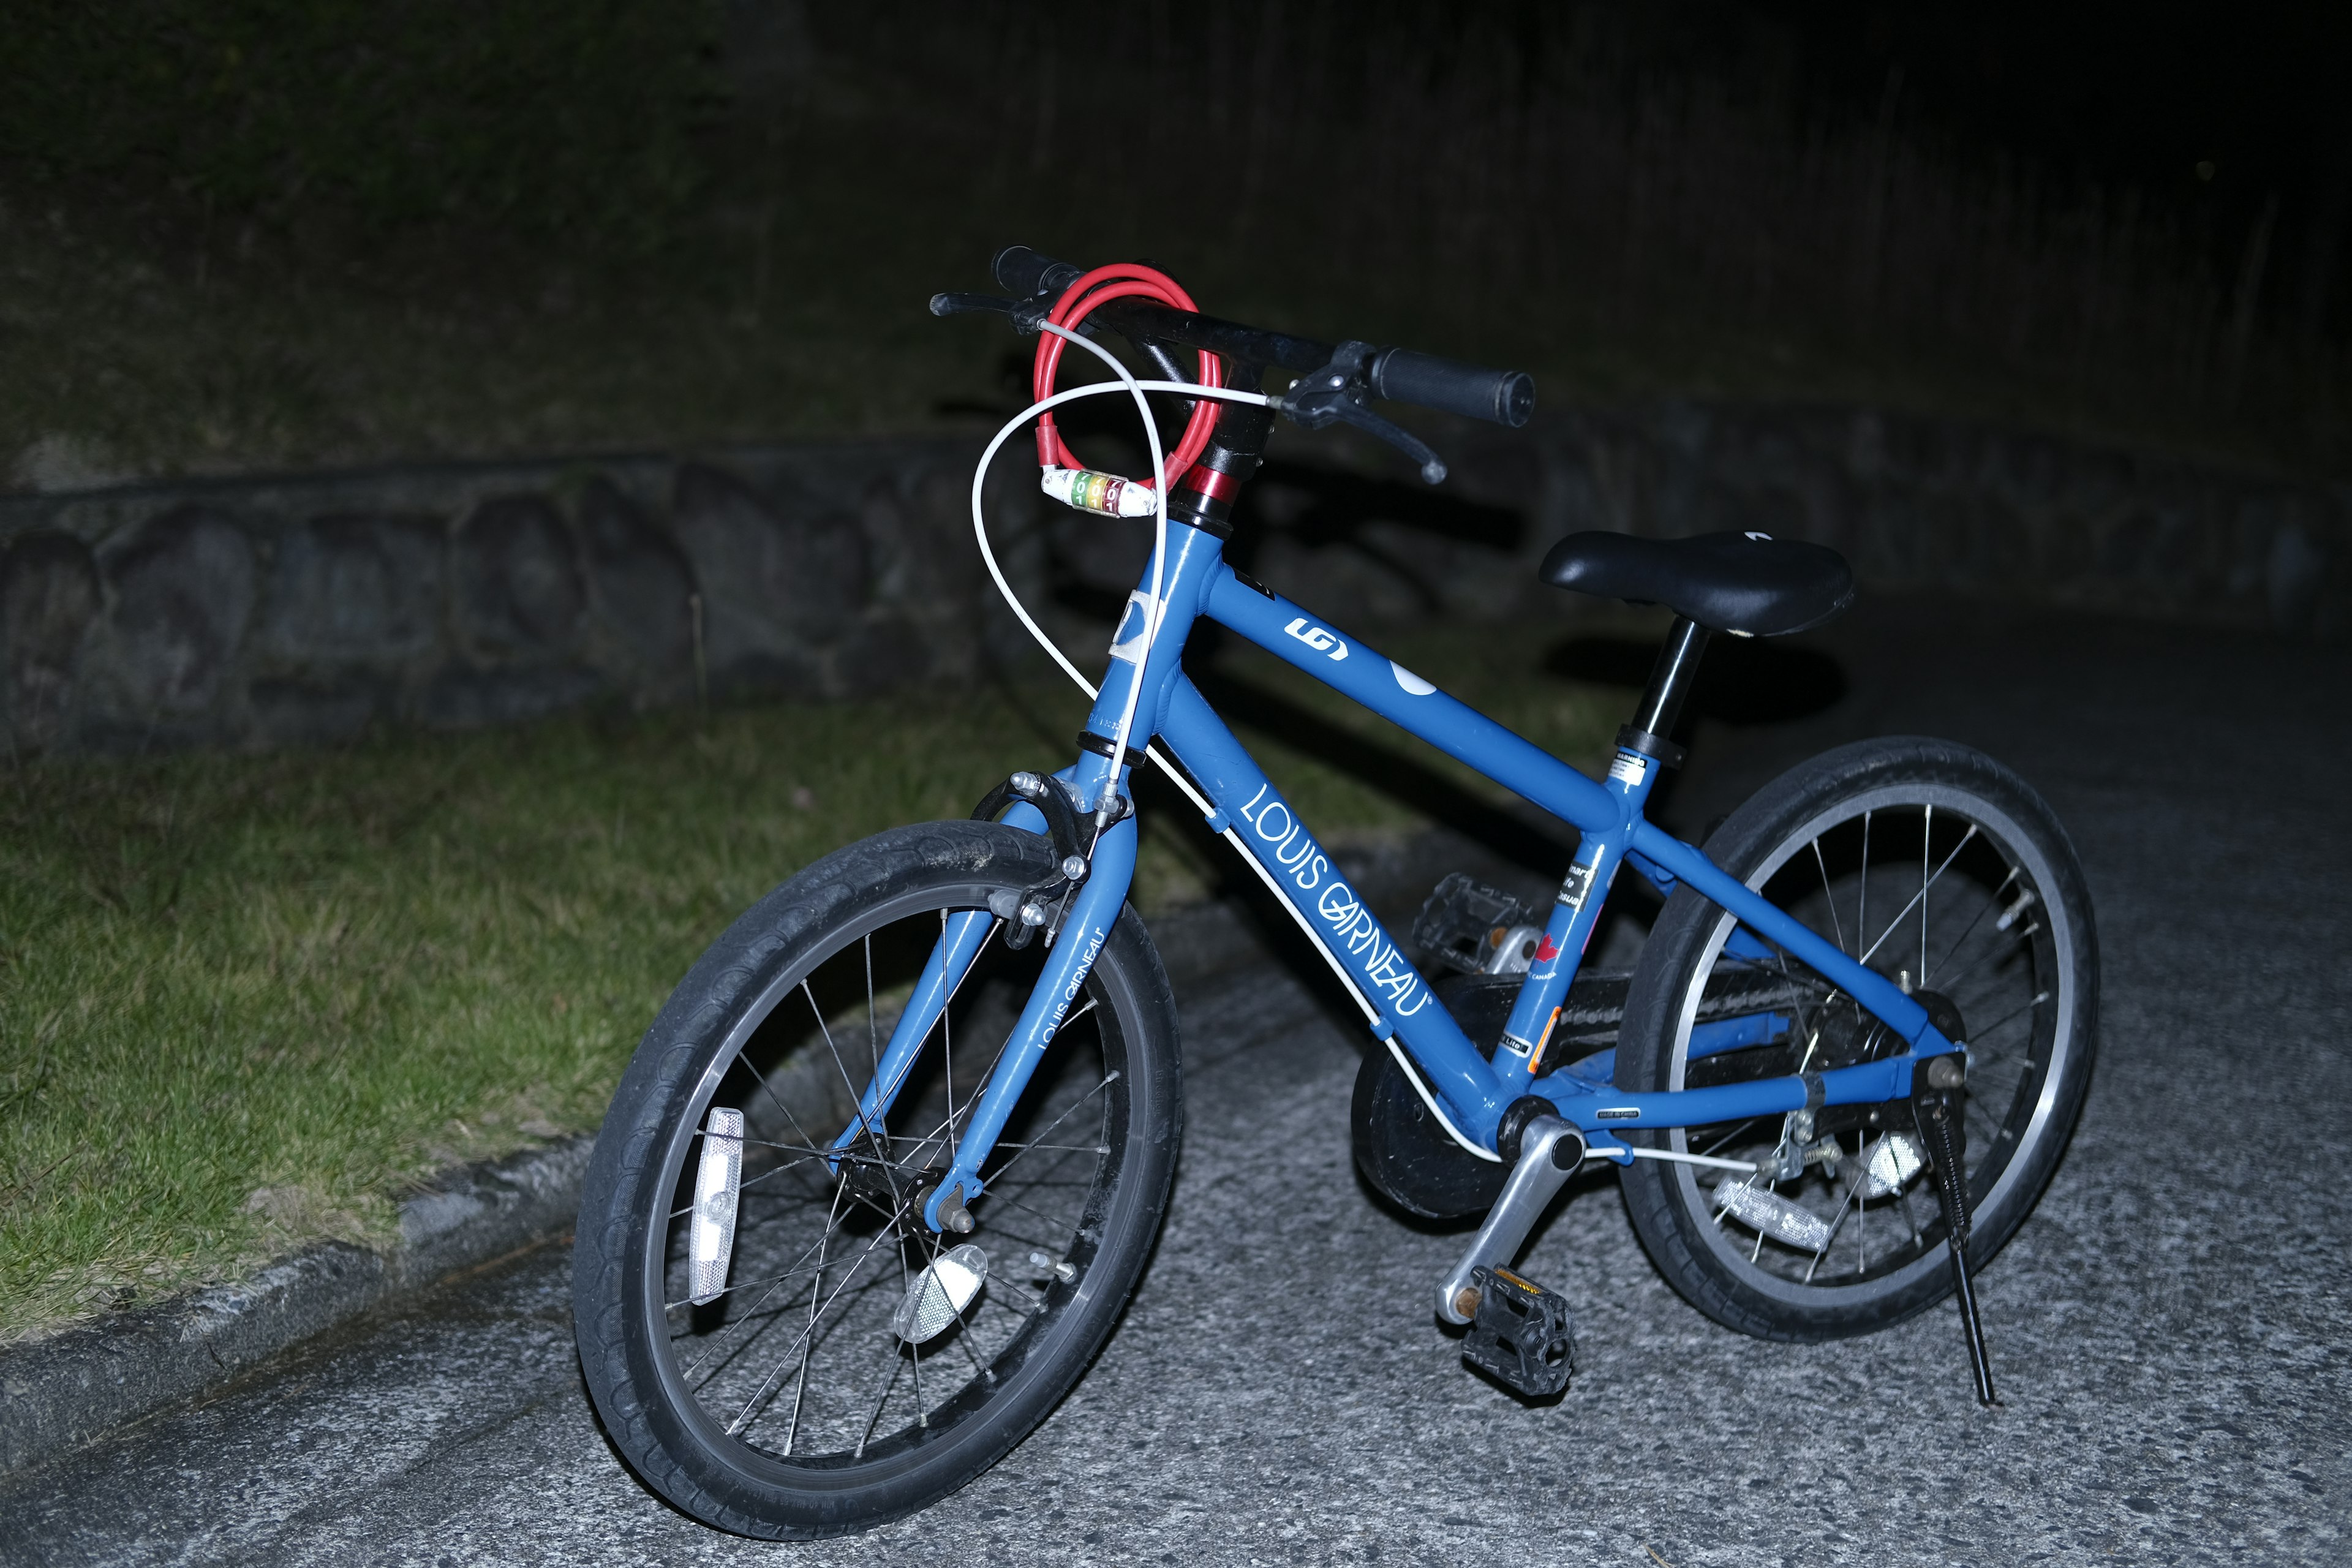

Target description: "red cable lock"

left=1032, top=263, right=1223, bottom=496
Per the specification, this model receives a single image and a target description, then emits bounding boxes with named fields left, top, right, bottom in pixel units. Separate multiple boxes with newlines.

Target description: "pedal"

left=1461, top=1265, right=1575, bottom=1398
left=1411, top=872, right=1542, bottom=976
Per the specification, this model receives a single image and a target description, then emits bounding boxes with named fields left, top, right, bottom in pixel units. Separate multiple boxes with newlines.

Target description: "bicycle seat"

left=1538, top=530, right=1855, bottom=636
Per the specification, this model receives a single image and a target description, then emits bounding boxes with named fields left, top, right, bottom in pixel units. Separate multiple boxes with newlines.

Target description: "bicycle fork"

left=831, top=802, right=1140, bottom=1235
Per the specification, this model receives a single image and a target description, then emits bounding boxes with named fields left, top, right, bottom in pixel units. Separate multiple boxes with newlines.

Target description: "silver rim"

left=641, top=885, right=1132, bottom=1474
left=1666, top=783, right=2077, bottom=1308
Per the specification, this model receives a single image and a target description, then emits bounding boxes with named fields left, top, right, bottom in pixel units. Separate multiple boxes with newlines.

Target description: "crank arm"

left=1436, top=1115, right=1588, bottom=1324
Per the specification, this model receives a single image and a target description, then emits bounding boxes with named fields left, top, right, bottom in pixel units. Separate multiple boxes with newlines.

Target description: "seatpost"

left=1617, top=616, right=1710, bottom=769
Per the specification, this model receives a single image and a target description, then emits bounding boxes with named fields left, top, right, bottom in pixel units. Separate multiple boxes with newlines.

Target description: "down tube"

left=1158, top=679, right=1506, bottom=1139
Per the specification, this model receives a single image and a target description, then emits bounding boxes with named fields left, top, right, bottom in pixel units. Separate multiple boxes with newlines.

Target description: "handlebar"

left=1367, top=348, right=1536, bottom=428
left=981, top=246, right=1534, bottom=431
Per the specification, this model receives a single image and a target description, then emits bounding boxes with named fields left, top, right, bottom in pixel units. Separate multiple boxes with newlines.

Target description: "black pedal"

left=1411, top=873, right=1540, bottom=976
left=1461, top=1265, right=1575, bottom=1400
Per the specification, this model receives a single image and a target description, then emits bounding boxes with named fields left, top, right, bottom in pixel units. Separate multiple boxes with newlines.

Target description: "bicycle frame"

left=848, top=517, right=1959, bottom=1232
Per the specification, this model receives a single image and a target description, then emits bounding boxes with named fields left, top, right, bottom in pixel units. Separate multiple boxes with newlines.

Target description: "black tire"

left=1616, top=737, right=2097, bottom=1341
left=573, top=821, right=1183, bottom=1538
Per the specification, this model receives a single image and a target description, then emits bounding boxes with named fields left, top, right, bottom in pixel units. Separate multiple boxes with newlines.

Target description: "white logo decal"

left=1109, top=591, right=1159, bottom=665
left=1390, top=661, right=1436, bottom=696
left=1236, top=783, right=1429, bottom=1017
left=1039, top=927, right=1107, bottom=1046
left=1283, top=616, right=1348, bottom=661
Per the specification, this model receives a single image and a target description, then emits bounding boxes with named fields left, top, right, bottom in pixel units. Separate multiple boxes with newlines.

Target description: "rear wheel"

left=1616, top=737, right=2097, bottom=1341
left=573, top=821, right=1183, bottom=1537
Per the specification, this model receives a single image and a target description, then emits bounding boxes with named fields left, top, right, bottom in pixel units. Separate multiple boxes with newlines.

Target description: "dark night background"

left=2, top=0, right=2346, bottom=486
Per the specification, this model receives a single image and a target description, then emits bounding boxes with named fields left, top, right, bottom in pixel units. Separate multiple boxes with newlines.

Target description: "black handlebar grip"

left=1368, top=349, right=1536, bottom=429
left=993, top=245, right=1085, bottom=300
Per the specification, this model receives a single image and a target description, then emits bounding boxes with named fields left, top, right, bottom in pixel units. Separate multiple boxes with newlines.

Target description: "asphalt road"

left=5, top=595, right=2347, bottom=1566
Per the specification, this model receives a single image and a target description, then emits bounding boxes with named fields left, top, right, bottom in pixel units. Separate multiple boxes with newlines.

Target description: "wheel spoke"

left=972, top=1069, right=1118, bottom=1192
left=677, top=1170, right=851, bottom=1365
left=1928, top=865, right=2021, bottom=986
left=1967, top=990, right=2049, bottom=1042
left=729, top=1187, right=916, bottom=1436
left=1934, top=924, right=2038, bottom=993
left=1804, top=1170, right=1864, bottom=1283
left=853, top=1349, right=905, bottom=1460
left=1857, top=809, right=1871, bottom=959
left=1811, top=836, right=1847, bottom=954
left=1858, top=824, right=1978, bottom=967
left=1921, top=803, right=1932, bottom=985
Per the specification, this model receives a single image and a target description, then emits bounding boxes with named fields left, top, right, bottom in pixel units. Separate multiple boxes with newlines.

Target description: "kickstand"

left=1915, top=1061, right=2000, bottom=1408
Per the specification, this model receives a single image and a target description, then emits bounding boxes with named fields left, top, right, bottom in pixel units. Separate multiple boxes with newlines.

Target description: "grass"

left=0, top=623, right=1620, bottom=1340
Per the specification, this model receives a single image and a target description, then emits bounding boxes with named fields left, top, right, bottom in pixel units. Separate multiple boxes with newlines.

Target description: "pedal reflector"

left=894, top=1244, right=990, bottom=1344
left=1714, top=1180, right=1834, bottom=1251
left=1858, top=1133, right=1926, bottom=1199
left=688, top=1107, right=745, bottom=1305
left=1462, top=1265, right=1575, bottom=1399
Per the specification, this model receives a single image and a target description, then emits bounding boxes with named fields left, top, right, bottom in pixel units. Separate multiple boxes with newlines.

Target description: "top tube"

left=1201, top=567, right=1626, bottom=837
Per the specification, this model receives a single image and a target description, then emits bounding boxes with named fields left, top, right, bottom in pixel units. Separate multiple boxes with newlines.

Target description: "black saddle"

left=1538, top=530, right=1854, bottom=637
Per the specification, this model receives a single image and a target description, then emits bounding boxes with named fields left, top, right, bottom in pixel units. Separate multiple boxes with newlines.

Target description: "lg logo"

left=1283, top=616, right=1348, bottom=661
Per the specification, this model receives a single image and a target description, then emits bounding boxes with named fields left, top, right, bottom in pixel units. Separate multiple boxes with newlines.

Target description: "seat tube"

left=1493, top=744, right=1668, bottom=1091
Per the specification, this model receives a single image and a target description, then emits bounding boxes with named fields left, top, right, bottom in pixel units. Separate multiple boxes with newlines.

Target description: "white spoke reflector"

left=689, top=1107, right=746, bottom=1306
left=1714, top=1182, right=1834, bottom=1251
left=894, top=1243, right=990, bottom=1345
left=1857, top=1133, right=1926, bottom=1199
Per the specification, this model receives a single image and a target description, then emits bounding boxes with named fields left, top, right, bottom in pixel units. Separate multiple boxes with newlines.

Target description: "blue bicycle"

left=573, top=249, right=2099, bottom=1539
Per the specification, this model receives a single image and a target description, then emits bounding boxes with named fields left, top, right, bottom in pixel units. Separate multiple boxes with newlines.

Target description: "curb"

left=0, top=1133, right=594, bottom=1477
left=0, top=825, right=1545, bottom=1477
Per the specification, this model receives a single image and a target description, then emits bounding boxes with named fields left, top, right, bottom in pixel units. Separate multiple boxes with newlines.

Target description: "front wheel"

left=573, top=821, right=1183, bottom=1538
left=1616, top=737, right=2098, bottom=1342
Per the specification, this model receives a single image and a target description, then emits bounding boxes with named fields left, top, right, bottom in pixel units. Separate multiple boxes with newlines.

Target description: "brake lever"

left=1274, top=341, right=1449, bottom=484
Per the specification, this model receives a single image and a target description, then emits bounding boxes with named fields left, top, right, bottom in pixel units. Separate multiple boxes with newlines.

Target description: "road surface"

left=5, top=595, right=2346, bottom=1566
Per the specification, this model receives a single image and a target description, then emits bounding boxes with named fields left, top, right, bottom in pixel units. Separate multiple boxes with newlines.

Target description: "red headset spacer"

left=1032, top=263, right=1223, bottom=489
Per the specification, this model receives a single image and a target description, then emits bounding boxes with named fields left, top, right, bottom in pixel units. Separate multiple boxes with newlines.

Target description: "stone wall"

left=1, top=402, right=2343, bottom=755
left=0, top=442, right=1035, bottom=755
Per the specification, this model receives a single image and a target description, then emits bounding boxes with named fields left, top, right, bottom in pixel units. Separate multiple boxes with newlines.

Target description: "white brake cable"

left=1028, top=322, right=1170, bottom=809
left=965, top=372, right=1501, bottom=1165
left=964, top=372, right=1268, bottom=753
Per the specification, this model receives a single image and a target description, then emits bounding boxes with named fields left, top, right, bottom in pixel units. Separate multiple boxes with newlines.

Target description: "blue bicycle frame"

left=844, top=518, right=1960, bottom=1232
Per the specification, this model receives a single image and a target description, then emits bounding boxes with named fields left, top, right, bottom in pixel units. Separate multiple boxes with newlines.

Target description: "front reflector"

left=1714, top=1180, right=1834, bottom=1251
left=893, top=1244, right=990, bottom=1344
left=688, top=1107, right=745, bottom=1305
